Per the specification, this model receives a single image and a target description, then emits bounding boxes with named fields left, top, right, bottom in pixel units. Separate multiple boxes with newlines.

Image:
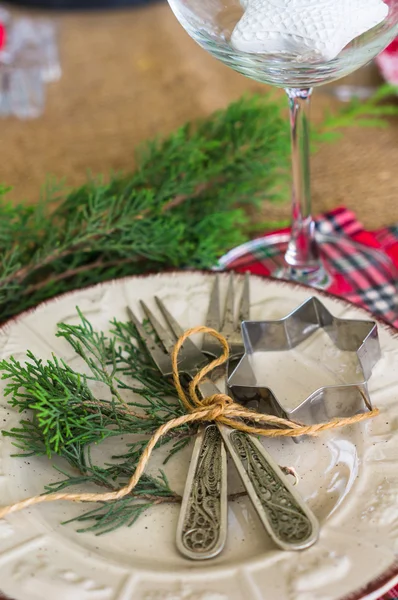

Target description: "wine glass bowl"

left=167, top=0, right=398, bottom=301
left=168, top=0, right=398, bottom=88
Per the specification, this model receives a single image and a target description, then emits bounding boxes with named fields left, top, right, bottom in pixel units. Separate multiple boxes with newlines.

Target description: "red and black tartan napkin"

left=221, top=206, right=398, bottom=600
left=383, top=582, right=398, bottom=599
left=220, top=206, right=398, bottom=329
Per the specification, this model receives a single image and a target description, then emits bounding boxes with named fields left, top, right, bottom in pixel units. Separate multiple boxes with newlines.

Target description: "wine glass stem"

left=284, top=88, right=322, bottom=273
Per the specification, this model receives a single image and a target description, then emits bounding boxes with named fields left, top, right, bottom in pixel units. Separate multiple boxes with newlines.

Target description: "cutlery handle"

left=218, top=425, right=319, bottom=551
left=176, top=424, right=228, bottom=560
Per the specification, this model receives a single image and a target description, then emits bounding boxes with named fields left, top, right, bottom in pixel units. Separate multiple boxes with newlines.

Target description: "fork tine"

left=140, top=300, right=175, bottom=354
left=238, top=272, right=250, bottom=325
left=127, top=306, right=167, bottom=369
left=155, top=296, right=207, bottom=360
left=154, top=296, right=185, bottom=338
left=127, top=306, right=151, bottom=342
left=204, top=275, right=221, bottom=331
left=221, top=272, right=235, bottom=334
left=202, top=276, right=223, bottom=358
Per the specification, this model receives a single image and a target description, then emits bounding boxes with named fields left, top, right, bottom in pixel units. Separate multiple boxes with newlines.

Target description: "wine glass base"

left=220, top=231, right=398, bottom=323
left=273, top=263, right=332, bottom=290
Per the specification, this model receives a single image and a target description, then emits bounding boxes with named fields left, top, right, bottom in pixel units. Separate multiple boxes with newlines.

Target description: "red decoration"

left=376, top=38, right=398, bottom=85
left=0, top=23, right=6, bottom=51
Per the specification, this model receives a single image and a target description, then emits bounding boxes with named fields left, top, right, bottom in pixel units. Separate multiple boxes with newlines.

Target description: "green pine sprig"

left=0, top=309, right=251, bottom=534
left=313, top=83, right=398, bottom=144
left=1, top=311, right=194, bottom=534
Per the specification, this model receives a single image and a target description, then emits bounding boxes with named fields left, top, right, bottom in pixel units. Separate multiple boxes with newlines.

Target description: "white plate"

left=0, top=271, right=398, bottom=600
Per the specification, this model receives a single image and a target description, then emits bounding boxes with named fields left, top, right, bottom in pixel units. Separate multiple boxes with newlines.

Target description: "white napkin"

left=231, top=0, right=389, bottom=61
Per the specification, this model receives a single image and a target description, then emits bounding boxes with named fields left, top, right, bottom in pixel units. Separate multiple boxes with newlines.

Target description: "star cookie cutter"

left=227, top=297, right=381, bottom=427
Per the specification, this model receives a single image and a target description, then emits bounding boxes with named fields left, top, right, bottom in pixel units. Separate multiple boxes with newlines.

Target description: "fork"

left=128, top=303, right=228, bottom=561
left=202, top=272, right=249, bottom=383
left=203, top=273, right=290, bottom=420
left=154, top=287, right=319, bottom=553
left=203, top=272, right=249, bottom=364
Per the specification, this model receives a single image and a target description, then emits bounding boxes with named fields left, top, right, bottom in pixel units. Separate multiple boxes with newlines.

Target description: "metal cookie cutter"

left=227, top=297, right=381, bottom=427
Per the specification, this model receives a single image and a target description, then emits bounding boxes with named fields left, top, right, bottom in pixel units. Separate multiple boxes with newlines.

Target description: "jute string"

left=0, top=326, right=379, bottom=520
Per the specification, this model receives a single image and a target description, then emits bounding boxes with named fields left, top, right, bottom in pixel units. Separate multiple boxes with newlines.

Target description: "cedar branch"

left=0, top=178, right=220, bottom=290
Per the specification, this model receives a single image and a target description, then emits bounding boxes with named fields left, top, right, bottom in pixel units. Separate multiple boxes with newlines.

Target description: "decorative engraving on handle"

left=178, top=425, right=226, bottom=558
left=229, top=430, right=315, bottom=546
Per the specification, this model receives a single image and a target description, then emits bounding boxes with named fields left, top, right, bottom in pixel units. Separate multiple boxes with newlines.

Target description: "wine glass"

left=166, top=0, right=398, bottom=292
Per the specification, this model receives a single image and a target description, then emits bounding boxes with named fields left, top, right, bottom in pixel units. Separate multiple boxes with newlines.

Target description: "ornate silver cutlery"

left=129, top=276, right=319, bottom=559
left=128, top=305, right=228, bottom=561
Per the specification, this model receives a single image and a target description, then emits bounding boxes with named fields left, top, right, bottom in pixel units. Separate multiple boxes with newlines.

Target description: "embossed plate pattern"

left=0, top=272, right=398, bottom=600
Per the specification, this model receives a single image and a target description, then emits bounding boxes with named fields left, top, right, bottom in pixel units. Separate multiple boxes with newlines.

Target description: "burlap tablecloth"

left=1, top=2, right=398, bottom=228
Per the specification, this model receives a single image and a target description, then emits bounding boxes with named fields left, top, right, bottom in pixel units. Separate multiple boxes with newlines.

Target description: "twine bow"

left=0, top=326, right=379, bottom=520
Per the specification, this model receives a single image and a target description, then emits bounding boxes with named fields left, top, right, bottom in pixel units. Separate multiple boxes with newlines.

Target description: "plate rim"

left=0, top=269, right=397, bottom=600
left=1, top=268, right=397, bottom=334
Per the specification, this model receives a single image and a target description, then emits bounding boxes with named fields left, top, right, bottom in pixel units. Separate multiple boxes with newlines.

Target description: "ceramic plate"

left=0, top=272, right=398, bottom=600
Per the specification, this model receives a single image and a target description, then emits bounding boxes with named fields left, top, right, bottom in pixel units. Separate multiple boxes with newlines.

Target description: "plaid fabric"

left=220, top=206, right=398, bottom=328
left=220, top=206, right=398, bottom=600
